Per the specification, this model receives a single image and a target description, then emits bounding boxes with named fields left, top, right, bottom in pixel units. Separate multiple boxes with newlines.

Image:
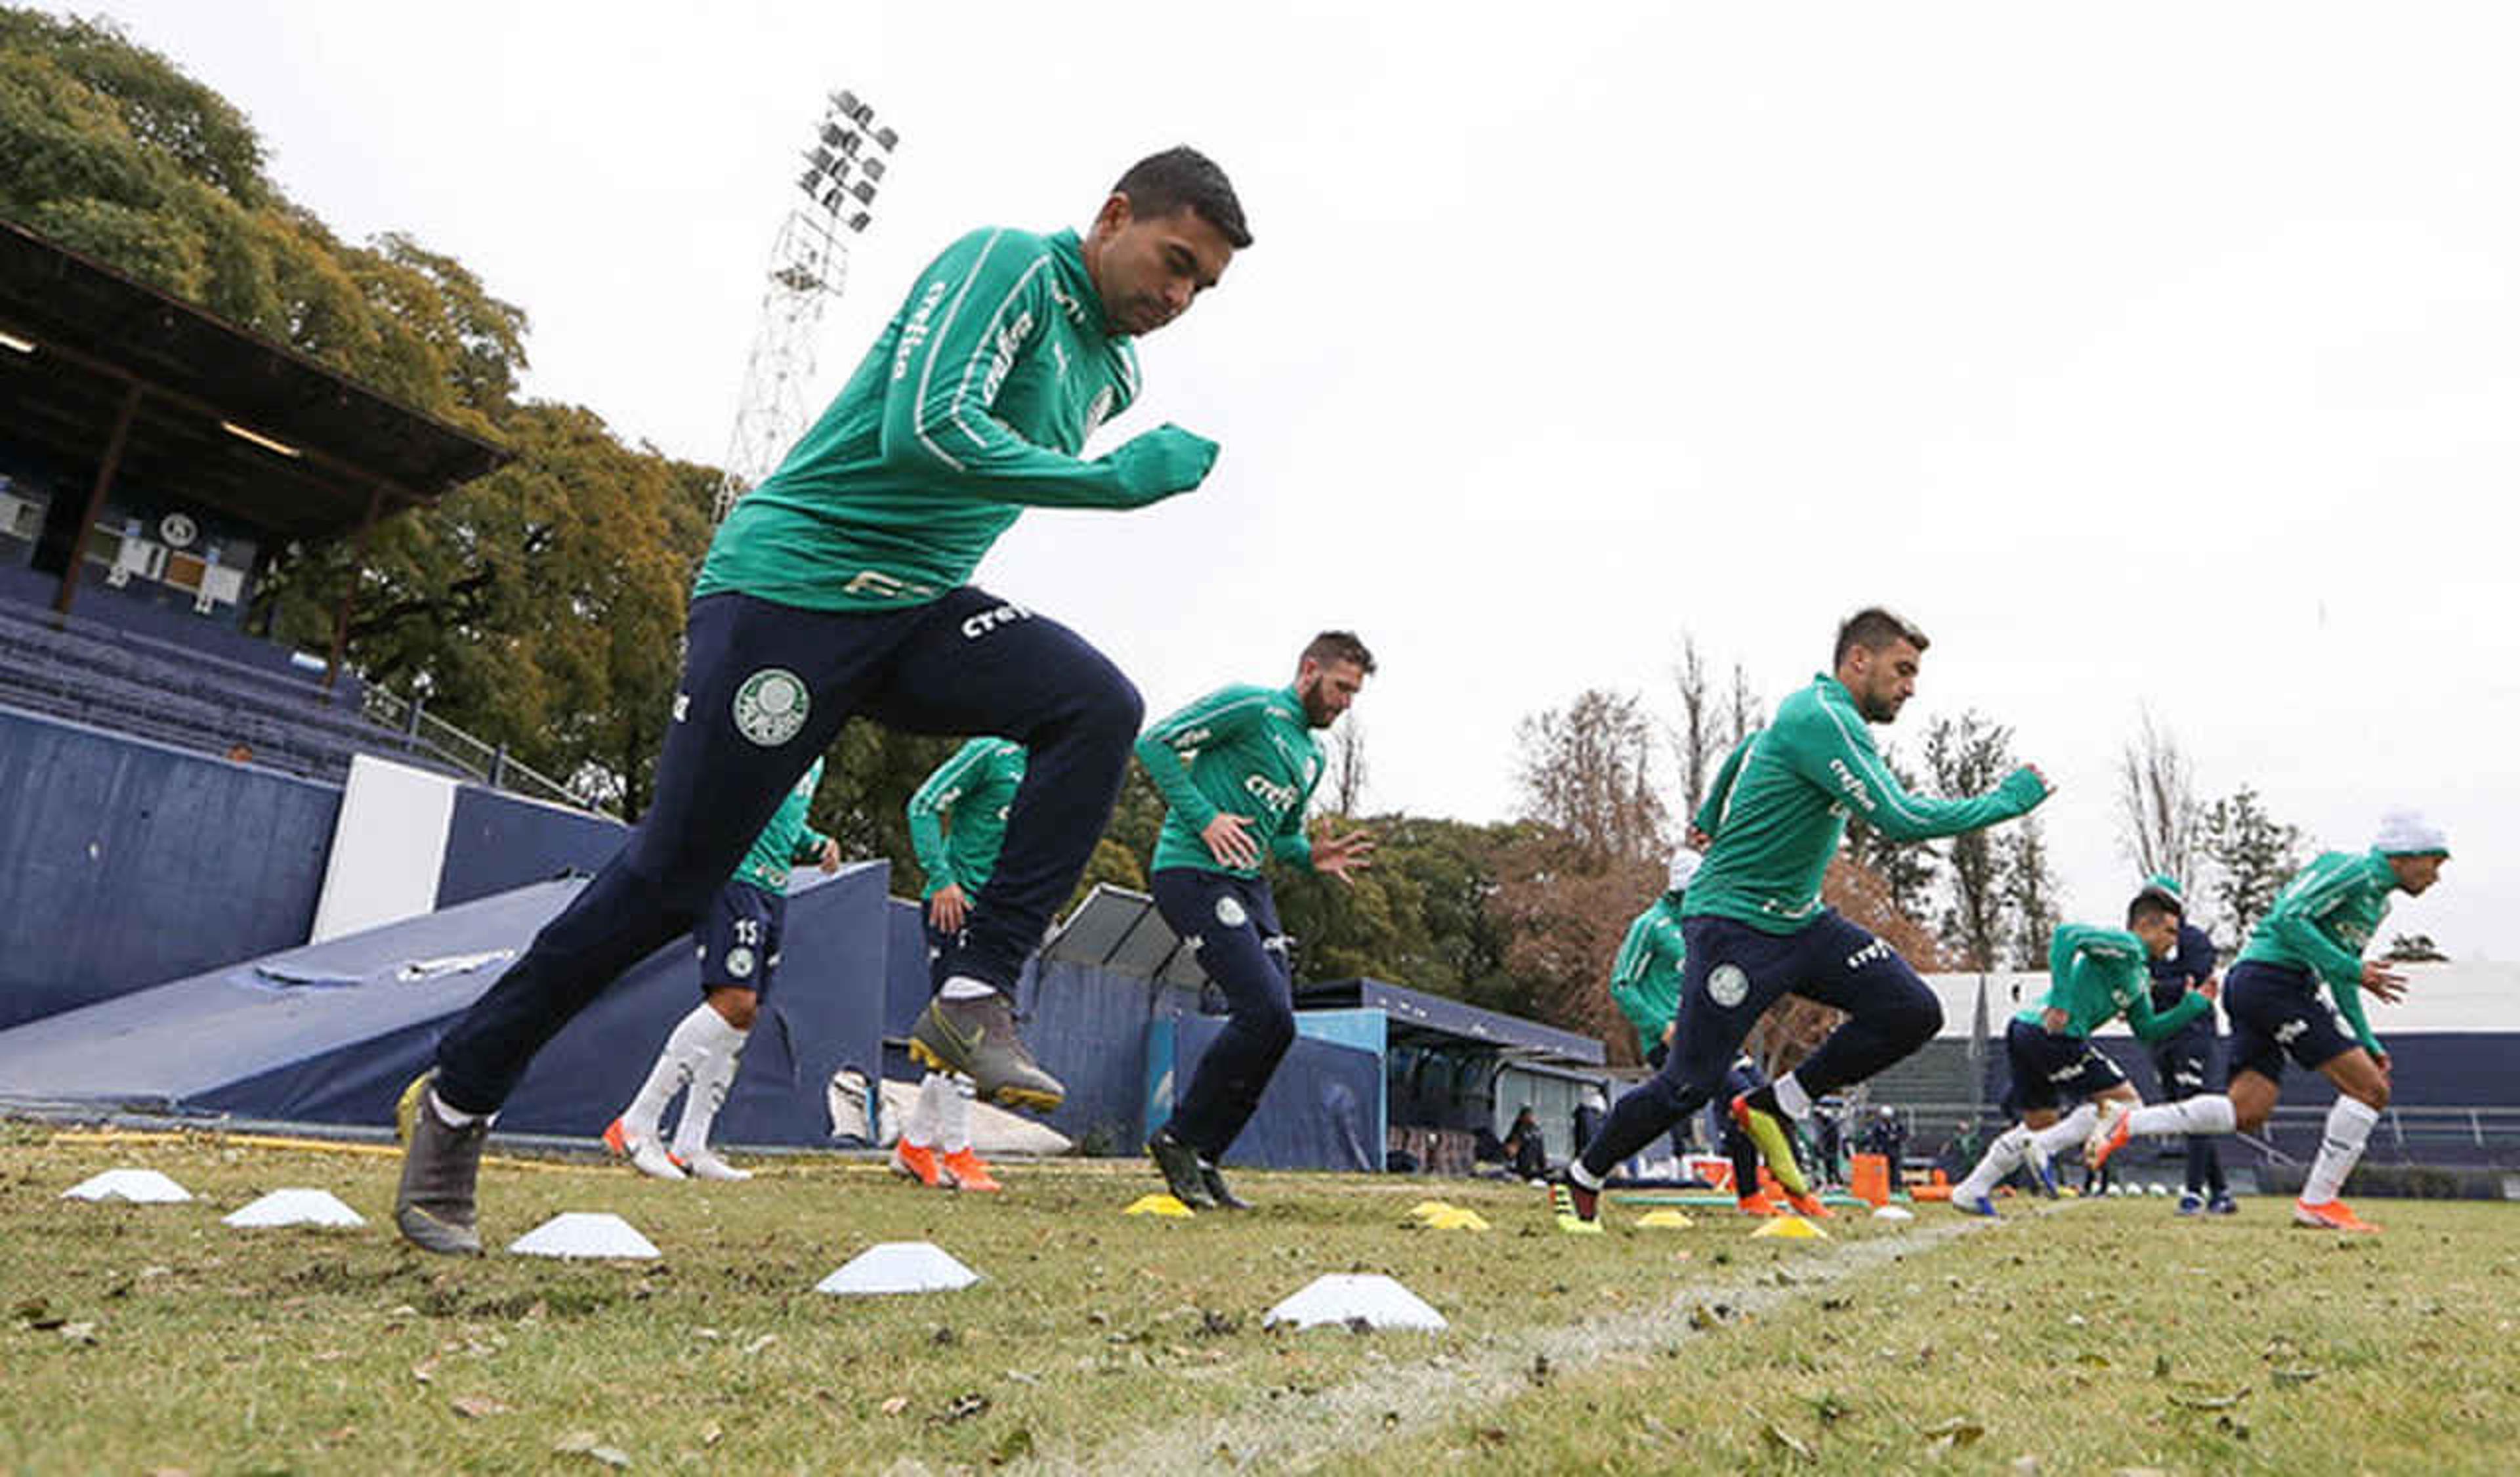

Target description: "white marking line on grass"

left=1054, top=1210, right=2021, bottom=1474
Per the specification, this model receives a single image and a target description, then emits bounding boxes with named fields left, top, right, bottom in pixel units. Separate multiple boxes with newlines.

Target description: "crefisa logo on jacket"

left=733, top=668, right=810, bottom=746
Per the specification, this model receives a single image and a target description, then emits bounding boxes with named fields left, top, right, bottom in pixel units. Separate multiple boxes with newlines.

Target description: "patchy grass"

left=1, top=1121, right=2515, bottom=1474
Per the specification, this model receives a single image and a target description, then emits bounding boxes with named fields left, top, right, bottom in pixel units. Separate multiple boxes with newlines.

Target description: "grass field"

left=3, top=1121, right=2515, bottom=1474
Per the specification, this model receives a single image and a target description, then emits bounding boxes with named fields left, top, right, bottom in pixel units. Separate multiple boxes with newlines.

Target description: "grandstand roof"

left=0, top=219, right=509, bottom=540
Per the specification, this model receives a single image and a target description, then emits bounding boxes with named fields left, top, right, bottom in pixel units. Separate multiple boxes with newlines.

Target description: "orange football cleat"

left=2292, top=1197, right=2380, bottom=1233
left=889, top=1140, right=950, bottom=1188
left=940, top=1147, right=1002, bottom=1193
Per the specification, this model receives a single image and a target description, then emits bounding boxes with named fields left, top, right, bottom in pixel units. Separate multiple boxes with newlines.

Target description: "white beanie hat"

left=1667, top=846, right=1706, bottom=895
left=2375, top=810, right=2450, bottom=857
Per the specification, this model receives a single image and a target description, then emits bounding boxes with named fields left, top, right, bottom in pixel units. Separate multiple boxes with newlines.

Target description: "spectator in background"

left=1502, top=1105, right=1549, bottom=1182
left=1860, top=1103, right=1908, bottom=1166
left=1938, top=1119, right=1984, bottom=1183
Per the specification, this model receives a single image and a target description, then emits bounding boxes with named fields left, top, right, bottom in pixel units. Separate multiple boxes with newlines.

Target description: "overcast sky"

left=54, top=1, right=2513, bottom=956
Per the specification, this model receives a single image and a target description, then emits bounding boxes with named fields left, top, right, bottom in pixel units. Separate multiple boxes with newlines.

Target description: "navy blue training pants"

left=1579, top=911, right=1942, bottom=1180
left=434, top=588, right=1141, bottom=1113
left=1150, top=868, right=1293, bottom=1161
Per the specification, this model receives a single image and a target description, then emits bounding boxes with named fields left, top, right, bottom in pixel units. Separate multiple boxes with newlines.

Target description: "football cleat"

left=1736, top=1191, right=1784, bottom=1217
left=1951, top=1192, right=2000, bottom=1218
left=2175, top=1189, right=2205, bottom=1216
left=393, top=1070, right=487, bottom=1256
left=1551, top=1174, right=1603, bottom=1235
left=676, top=1147, right=752, bottom=1182
left=2207, top=1191, right=2240, bottom=1216
left=1145, top=1127, right=1217, bottom=1210
left=940, top=1147, right=1002, bottom=1193
left=1728, top=1092, right=1813, bottom=1198
left=603, top=1117, right=687, bottom=1181
left=2292, top=1197, right=2380, bottom=1233
left=910, top=994, right=1064, bottom=1112
left=890, top=1140, right=951, bottom=1189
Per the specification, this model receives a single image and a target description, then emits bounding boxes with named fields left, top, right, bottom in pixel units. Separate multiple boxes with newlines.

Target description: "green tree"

left=1923, top=710, right=2017, bottom=970
left=2199, top=786, right=2304, bottom=951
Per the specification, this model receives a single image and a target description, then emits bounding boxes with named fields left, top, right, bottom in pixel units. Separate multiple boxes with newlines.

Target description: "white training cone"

left=62, top=1168, right=192, bottom=1203
left=1871, top=1204, right=1916, bottom=1221
left=1264, top=1274, right=1448, bottom=1331
left=507, top=1212, right=660, bottom=1259
left=225, top=1188, right=366, bottom=1229
left=815, top=1241, right=980, bottom=1295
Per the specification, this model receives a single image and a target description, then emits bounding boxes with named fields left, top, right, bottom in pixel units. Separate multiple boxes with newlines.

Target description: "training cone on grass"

left=1265, top=1274, right=1448, bottom=1331
left=1871, top=1204, right=1916, bottom=1222
left=815, top=1241, right=980, bottom=1295
left=1123, top=1193, right=1196, bottom=1218
left=224, top=1188, right=364, bottom=1228
left=1750, top=1214, right=1830, bottom=1241
left=1635, top=1209, right=1696, bottom=1230
left=61, top=1168, right=192, bottom=1203
left=508, top=1212, right=660, bottom=1259
left=1408, top=1201, right=1490, bottom=1231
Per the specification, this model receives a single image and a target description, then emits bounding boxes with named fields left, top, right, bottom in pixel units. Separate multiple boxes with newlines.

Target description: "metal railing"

left=358, top=685, right=620, bottom=819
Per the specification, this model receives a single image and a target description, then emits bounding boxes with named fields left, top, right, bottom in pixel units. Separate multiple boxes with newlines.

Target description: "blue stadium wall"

left=0, top=706, right=623, bottom=1030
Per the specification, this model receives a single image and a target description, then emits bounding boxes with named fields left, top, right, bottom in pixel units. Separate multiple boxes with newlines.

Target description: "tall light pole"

left=713, top=89, right=900, bottom=524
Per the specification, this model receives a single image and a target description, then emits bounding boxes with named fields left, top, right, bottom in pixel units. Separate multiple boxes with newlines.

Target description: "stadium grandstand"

left=0, top=219, right=630, bottom=1032
left=0, top=218, right=607, bottom=797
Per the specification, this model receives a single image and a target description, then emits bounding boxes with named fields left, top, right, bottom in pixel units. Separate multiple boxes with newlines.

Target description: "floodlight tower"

left=712, top=89, right=900, bottom=524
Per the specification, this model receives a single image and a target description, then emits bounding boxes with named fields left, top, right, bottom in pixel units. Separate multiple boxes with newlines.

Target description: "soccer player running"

left=1135, top=632, right=1377, bottom=1209
left=1553, top=609, right=2052, bottom=1233
left=603, top=759, right=839, bottom=1182
left=895, top=736, right=1028, bottom=1193
left=2133, top=873, right=2232, bottom=1214
left=1947, top=890, right=2211, bottom=1216
left=392, top=148, right=1251, bottom=1254
left=2090, top=812, right=2449, bottom=1233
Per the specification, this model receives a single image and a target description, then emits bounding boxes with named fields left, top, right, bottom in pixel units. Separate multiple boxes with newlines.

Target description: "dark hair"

left=1833, top=607, right=1930, bottom=667
left=2128, top=893, right=2181, bottom=928
left=1113, top=146, right=1251, bottom=248
left=1301, top=630, right=1376, bottom=675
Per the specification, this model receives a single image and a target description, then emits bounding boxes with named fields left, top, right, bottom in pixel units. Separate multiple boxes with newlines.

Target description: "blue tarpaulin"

left=0, top=864, right=892, bottom=1146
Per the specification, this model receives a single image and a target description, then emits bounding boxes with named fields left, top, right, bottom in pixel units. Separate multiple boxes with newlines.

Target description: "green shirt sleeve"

left=2124, top=980, right=2209, bottom=1044
left=908, top=740, right=993, bottom=893
left=875, top=229, right=1213, bottom=509
left=2261, top=860, right=2374, bottom=991
left=1694, top=735, right=1754, bottom=838
left=1134, top=685, right=1272, bottom=837
left=1784, top=700, right=2048, bottom=844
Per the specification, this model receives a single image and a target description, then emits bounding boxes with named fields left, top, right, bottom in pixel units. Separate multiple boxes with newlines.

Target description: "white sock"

left=2128, top=1094, right=2236, bottom=1137
left=621, top=1004, right=718, bottom=1137
left=666, top=1009, right=750, bottom=1160
left=1771, top=1072, right=1814, bottom=1121
left=904, top=1072, right=950, bottom=1148
left=938, top=975, right=997, bottom=1002
left=1956, top=1124, right=2030, bottom=1199
left=1568, top=1157, right=1604, bottom=1191
left=2034, top=1103, right=2099, bottom=1158
left=939, top=1074, right=975, bottom=1155
left=429, top=1088, right=489, bottom=1129
left=2302, top=1097, right=2380, bottom=1204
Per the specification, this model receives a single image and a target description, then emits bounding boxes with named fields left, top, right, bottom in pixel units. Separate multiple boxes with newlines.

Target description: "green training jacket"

left=1136, top=683, right=1324, bottom=879
left=696, top=226, right=1217, bottom=611
left=1687, top=675, right=2049, bottom=933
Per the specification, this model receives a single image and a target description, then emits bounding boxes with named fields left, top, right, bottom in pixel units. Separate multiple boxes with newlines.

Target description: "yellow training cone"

left=1423, top=1207, right=1491, bottom=1231
left=1410, top=1200, right=1457, bottom=1220
left=1750, top=1215, right=1829, bottom=1240
left=1635, top=1209, right=1695, bottom=1230
left=1123, top=1193, right=1196, bottom=1218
